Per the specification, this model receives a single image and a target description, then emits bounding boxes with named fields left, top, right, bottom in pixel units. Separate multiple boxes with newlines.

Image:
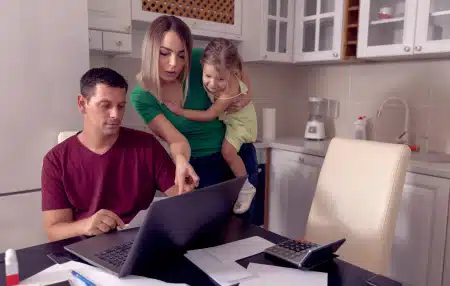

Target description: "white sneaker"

left=233, top=180, right=256, bottom=214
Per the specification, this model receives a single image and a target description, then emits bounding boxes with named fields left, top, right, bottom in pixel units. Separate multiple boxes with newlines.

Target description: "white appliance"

left=304, top=97, right=327, bottom=140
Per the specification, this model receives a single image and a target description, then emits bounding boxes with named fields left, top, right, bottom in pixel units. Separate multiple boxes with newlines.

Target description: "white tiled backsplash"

left=294, top=59, right=450, bottom=153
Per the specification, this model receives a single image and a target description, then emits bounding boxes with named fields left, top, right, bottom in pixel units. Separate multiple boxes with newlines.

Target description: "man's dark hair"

left=80, top=67, right=128, bottom=99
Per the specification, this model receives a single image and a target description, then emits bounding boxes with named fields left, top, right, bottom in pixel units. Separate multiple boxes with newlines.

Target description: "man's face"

left=78, top=83, right=126, bottom=136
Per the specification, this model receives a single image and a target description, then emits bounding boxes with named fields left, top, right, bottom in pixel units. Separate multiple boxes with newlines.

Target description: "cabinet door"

left=261, top=0, right=295, bottom=62
left=268, top=149, right=323, bottom=239
left=88, top=0, right=131, bottom=33
left=357, top=0, right=418, bottom=58
left=131, top=0, right=242, bottom=40
left=390, top=172, right=449, bottom=286
left=103, top=32, right=132, bottom=53
left=89, top=30, right=103, bottom=51
left=294, top=0, right=345, bottom=62
left=415, top=0, right=450, bottom=55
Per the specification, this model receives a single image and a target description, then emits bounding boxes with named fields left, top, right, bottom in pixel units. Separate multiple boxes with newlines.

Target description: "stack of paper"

left=241, top=263, right=328, bottom=286
left=184, top=236, right=275, bottom=286
left=18, top=261, right=189, bottom=286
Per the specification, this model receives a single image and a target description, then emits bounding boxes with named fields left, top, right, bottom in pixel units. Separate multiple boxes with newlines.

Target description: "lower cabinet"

left=268, top=148, right=450, bottom=286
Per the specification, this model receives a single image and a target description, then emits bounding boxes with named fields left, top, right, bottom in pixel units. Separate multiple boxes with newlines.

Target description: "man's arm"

left=44, top=209, right=86, bottom=241
left=41, top=154, right=124, bottom=241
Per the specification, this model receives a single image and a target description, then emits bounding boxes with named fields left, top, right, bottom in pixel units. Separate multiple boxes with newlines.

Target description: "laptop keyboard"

left=94, top=241, right=133, bottom=267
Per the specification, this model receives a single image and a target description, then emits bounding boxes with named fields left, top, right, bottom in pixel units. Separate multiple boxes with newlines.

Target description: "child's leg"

left=222, top=139, right=247, bottom=177
left=222, top=139, right=256, bottom=214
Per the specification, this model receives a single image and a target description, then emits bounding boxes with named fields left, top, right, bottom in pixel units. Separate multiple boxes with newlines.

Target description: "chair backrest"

left=304, top=137, right=411, bottom=276
left=57, top=131, right=78, bottom=144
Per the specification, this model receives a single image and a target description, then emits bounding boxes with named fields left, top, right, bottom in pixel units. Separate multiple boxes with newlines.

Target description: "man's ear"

left=77, top=95, right=87, bottom=114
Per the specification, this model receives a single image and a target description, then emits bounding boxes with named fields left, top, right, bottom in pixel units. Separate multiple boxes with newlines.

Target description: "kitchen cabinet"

left=102, top=32, right=132, bottom=53
left=89, top=30, right=103, bottom=51
left=294, top=0, right=345, bottom=62
left=267, top=146, right=450, bottom=286
left=241, top=0, right=295, bottom=62
left=415, top=0, right=450, bottom=55
left=88, top=0, right=132, bottom=55
left=389, top=172, right=450, bottom=286
left=131, top=0, right=242, bottom=40
left=268, top=149, right=323, bottom=239
left=358, top=0, right=450, bottom=58
left=88, top=0, right=131, bottom=33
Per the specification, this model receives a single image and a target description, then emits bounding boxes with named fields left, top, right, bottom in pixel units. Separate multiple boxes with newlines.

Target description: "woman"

left=130, top=16, right=259, bottom=210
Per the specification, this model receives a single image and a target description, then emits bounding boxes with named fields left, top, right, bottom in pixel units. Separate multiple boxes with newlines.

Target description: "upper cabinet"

left=415, top=0, right=450, bottom=55
left=88, top=0, right=132, bottom=54
left=240, top=0, right=295, bottom=62
left=88, top=0, right=132, bottom=33
left=294, top=0, right=345, bottom=62
left=358, top=0, right=450, bottom=58
left=131, top=0, right=242, bottom=40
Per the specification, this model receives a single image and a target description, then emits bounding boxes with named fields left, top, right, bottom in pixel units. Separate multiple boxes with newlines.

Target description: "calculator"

left=264, top=238, right=346, bottom=269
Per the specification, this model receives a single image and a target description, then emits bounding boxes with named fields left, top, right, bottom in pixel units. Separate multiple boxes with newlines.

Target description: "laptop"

left=64, top=176, right=246, bottom=278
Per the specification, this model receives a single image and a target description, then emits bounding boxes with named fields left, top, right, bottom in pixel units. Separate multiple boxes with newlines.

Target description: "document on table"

left=201, top=236, right=275, bottom=263
left=184, top=249, right=256, bottom=286
left=18, top=261, right=189, bottom=286
left=240, top=263, right=328, bottom=286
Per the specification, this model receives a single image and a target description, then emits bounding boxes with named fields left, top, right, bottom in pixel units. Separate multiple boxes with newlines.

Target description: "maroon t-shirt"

left=41, top=127, right=175, bottom=223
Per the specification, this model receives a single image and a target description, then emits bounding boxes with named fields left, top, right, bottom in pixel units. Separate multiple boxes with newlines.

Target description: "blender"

left=304, top=97, right=327, bottom=140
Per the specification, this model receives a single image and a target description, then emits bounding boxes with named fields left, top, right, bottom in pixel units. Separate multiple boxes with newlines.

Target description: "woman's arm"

left=149, top=115, right=191, bottom=160
left=148, top=115, right=199, bottom=193
left=166, top=98, right=230, bottom=122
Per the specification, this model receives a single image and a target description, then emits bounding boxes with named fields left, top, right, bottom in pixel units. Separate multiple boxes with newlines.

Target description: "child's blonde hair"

left=200, top=38, right=243, bottom=76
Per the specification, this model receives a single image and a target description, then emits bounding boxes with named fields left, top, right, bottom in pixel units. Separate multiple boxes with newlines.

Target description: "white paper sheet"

left=201, top=236, right=275, bottom=263
left=18, top=261, right=189, bottom=286
left=240, top=263, right=328, bottom=286
left=184, top=249, right=256, bottom=286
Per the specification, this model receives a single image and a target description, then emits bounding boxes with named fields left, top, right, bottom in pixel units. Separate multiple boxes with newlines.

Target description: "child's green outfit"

left=207, top=76, right=258, bottom=152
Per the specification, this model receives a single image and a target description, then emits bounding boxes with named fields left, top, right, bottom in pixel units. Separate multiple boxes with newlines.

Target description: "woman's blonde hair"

left=137, top=15, right=192, bottom=103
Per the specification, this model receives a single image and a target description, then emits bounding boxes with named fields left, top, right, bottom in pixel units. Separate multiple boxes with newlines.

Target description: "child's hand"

left=165, top=101, right=183, bottom=115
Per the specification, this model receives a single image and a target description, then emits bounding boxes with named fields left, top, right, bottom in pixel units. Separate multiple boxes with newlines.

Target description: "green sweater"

left=130, top=48, right=225, bottom=158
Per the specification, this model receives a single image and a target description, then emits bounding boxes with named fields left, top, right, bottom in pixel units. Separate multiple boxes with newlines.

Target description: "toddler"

left=166, top=38, right=257, bottom=214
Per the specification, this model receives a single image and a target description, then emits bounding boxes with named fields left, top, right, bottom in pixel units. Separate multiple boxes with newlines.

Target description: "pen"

left=70, top=270, right=96, bottom=286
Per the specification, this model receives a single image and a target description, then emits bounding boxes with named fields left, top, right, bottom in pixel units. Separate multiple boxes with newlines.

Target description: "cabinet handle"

left=126, top=25, right=131, bottom=33
left=404, top=46, right=411, bottom=52
left=263, top=54, right=267, bottom=59
left=299, top=157, right=305, bottom=163
left=333, top=52, right=338, bottom=57
left=116, top=40, right=123, bottom=46
left=415, top=45, right=422, bottom=52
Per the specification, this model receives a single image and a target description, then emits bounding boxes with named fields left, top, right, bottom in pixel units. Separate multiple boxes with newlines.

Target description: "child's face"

left=202, top=64, right=230, bottom=93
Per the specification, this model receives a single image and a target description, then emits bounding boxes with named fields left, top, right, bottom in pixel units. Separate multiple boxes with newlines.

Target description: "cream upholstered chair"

left=57, top=131, right=78, bottom=144
left=304, top=137, right=411, bottom=276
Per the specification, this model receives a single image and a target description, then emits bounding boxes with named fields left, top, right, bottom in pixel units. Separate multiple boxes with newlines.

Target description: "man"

left=41, top=68, right=199, bottom=241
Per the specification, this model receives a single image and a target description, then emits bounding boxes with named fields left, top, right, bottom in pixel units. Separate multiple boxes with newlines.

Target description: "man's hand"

left=83, top=209, right=125, bottom=236
left=165, top=101, right=183, bottom=116
left=174, top=155, right=199, bottom=194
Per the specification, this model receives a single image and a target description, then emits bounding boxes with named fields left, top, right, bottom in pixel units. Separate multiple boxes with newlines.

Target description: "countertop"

left=257, top=137, right=450, bottom=180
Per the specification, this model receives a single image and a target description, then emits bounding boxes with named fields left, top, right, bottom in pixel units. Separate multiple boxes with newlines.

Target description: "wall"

left=0, top=0, right=89, bottom=194
left=294, top=58, right=450, bottom=153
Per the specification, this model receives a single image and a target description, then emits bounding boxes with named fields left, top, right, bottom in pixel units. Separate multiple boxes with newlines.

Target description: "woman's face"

left=202, top=64, right=230, bottom=94
left=159, top=31, right=186, bottom=83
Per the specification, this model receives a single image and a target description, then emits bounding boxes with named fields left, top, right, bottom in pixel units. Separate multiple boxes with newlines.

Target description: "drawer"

left=88, top=30, right=102, bottom=51
left=102, top=32, right=131, bottom=53
left=271, top=149, right=324, bottom=167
